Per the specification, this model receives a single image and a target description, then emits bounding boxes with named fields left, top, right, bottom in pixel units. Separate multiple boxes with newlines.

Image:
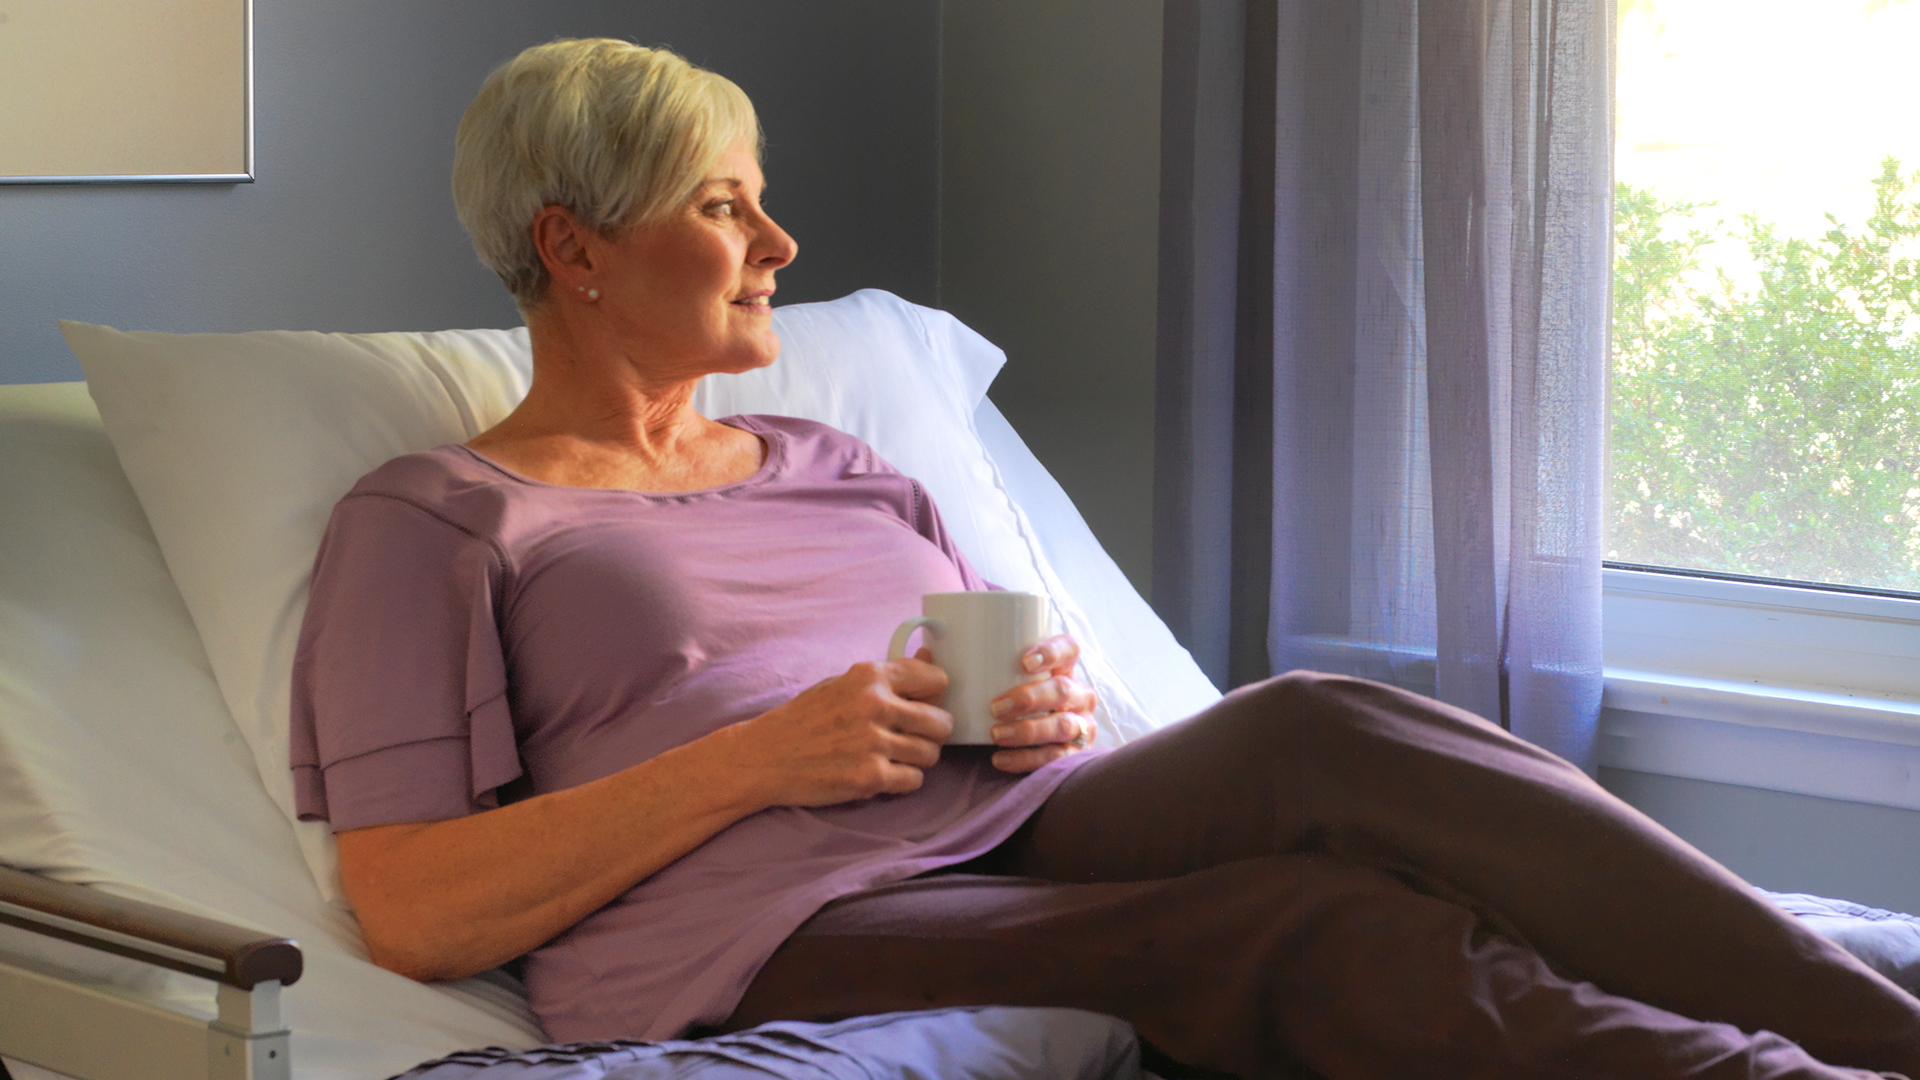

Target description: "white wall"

left=940, top=0, right=1165, bottom=597
left=0, top=0, right=940, bottom=384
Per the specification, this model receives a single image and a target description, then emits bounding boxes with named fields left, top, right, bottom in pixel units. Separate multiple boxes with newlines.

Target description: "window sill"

left=1603, top=668, right=1920, bottom=746
left=1288, top=569, right=1920, bottom=810
left=1598, top=567, right=1920, bottom=810
left=1599, top=669, right=1920, bottom=812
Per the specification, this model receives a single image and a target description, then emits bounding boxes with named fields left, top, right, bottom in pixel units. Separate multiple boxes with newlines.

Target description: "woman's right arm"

left=337, top=657, right=950, bottom=982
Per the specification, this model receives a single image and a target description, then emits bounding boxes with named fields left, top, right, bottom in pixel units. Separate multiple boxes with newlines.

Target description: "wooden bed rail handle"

left=0, top=864, right=302, bottom=990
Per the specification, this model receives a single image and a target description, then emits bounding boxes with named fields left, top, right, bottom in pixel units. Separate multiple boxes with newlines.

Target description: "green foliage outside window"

left=1609, top=159, right=1920, bottom=592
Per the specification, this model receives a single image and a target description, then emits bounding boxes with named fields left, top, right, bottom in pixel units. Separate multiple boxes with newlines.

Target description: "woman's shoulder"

left=723, top=415, right=894, bottom=478
left=722, top=413, right=848, bottom=442
left=343, top=444, right=502, bottom=504
left=330, top=445, right=524, bottom=546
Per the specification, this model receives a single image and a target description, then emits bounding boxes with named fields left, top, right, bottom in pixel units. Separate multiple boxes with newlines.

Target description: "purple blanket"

left=389, top=1007, right=1149, bottom=1080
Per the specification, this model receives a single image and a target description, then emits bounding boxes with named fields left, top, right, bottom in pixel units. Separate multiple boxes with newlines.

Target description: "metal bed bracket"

left=0, top=866, right=300, bottom=1080
left=211, top=981, right=292, bottom=1080
left=0, top=961, right=289, bottom=1080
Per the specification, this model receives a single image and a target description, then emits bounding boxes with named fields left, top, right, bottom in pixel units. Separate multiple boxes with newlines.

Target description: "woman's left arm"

left=985, top=633, right=1100, bottom=773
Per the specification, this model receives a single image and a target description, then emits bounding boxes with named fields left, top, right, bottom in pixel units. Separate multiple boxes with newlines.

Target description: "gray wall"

left=1604, top=768, right=1920, bottom=915
left=0, top=0, right=939, bottom=385
left=940, top=0, right=1165, bottom=597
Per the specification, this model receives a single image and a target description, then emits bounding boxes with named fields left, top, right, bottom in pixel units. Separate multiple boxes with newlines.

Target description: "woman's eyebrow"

left=700, top=178, right=767, bottom=203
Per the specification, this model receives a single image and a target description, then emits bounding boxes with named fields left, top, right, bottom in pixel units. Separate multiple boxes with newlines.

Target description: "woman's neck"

left=463, top=314, right=762, bottom=493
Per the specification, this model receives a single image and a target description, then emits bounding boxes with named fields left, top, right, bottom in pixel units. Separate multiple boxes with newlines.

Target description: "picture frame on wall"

left=0, top=0, right=253, bottom=185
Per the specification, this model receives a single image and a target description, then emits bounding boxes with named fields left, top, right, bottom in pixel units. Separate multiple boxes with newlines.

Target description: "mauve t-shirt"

left=288, top=415, right=1094, bottom=1041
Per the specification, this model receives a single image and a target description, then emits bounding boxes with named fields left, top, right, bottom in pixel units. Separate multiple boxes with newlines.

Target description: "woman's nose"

left=753, top=213, right=798, bottom=268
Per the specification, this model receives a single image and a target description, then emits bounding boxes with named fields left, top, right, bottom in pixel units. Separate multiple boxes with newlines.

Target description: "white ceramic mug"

left=887, top=591, right=1053, bottom=744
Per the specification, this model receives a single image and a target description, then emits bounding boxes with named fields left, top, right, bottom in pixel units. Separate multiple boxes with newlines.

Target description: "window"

left=1604, top=0, right=1920, bottom=802
left=1610, top=0, right=1920, bottom=596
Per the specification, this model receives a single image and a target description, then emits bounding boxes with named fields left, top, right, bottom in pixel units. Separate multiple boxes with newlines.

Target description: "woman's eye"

left=707, top=199, right=735, bottom=218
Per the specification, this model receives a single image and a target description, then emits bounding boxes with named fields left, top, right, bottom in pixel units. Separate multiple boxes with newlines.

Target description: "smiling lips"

left=731, top=291, right=773, bottom=309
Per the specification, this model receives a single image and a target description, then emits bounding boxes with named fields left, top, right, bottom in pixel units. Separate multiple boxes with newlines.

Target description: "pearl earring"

left=587, top=288, right=599, bottom=300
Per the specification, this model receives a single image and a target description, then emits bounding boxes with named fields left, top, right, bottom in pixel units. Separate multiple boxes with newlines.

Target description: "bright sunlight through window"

left=1609, top=0, right=1920, bottom=594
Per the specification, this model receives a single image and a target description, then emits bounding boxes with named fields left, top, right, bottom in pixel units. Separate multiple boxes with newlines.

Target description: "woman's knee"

left=1190, top=670, right=1578, bottom=803
left=1218, top=669, right=1422, bottom=722
left=1244, top=669, right=1540, bottom=754
left=1205, top=669, right=1430, bottom=750
left=1145, top=671, right=1330, bottom=765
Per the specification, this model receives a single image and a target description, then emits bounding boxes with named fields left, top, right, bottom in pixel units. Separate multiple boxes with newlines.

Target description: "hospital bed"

left=0, top=291, right=1222, bottom=1079
left=8, top=290, right=1919, bottom=1079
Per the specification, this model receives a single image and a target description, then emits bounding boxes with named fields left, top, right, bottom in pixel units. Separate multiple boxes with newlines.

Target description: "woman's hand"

left=986, top=633, right=1099, bottom=774
left=727, top=657, right=954, bottom=807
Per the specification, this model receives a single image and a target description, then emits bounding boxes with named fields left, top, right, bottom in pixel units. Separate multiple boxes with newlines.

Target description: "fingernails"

left=990, top=698, right=1014, bottom=719
left=1021, top=651, right=1045, bottom=673
left=989, top=722, right=1012, bottom=744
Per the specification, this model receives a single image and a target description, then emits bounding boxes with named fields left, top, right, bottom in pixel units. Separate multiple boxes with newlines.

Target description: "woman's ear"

left=530, top=205, right=598, bottom=296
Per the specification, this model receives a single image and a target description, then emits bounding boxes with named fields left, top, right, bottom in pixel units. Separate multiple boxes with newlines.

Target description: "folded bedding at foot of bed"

left=1765, top=889, right=1920, bottom=997
left=388, top=1007, right=1150, bottom=1080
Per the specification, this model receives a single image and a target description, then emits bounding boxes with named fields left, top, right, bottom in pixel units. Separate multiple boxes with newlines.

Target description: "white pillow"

left=62, top=289, right=1212, bottom=907
left=0, top=382, right=546, bottom=1078
left=65, top=325, right=535, bottom=905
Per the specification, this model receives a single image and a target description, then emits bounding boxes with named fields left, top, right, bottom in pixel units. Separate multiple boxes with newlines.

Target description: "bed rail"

left=0, top=865, right=300, bottom=1080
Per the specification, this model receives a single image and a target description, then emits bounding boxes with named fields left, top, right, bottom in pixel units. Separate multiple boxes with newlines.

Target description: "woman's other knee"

left=1249, top=670, right=1580, bottom=775
left=1199, top=670, right=1455, bottom=757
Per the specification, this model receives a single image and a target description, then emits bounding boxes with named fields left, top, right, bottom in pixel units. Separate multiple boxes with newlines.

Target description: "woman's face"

left=590, top=140, right=798, bottom=382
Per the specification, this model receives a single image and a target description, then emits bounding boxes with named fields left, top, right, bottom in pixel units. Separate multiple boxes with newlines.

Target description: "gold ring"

left=1069, top=724, right=1090, bottom=750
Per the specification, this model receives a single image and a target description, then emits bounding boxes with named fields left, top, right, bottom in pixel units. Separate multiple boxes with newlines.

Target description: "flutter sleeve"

left=289, top=492, right=524, bottom=831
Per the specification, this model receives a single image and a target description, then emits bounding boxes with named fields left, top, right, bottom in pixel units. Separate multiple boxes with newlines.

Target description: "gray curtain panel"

left=1153, top=0, right=1610, bottom=772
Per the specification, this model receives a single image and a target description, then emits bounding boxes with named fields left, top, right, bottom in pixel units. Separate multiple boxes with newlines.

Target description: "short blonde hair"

left=452, top=38, right=761, bottom=310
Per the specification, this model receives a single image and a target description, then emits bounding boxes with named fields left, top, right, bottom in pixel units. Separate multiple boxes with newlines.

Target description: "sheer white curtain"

left=1153, top=0, right=1610, bottom=771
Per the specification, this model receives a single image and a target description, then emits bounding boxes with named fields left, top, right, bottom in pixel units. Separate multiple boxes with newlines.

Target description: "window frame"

left=1599, top=566, right=1920, bottom=809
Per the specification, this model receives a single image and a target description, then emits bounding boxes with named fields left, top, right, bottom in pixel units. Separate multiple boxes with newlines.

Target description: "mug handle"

left=888, top=616, right=942, bottom=661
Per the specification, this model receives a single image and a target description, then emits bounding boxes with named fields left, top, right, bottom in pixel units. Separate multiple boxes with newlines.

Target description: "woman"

left=291, top=38, right=1920, bottom=1079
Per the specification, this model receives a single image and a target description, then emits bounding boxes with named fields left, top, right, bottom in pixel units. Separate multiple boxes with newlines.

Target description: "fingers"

left=1002, top=634, right=1099, bottom=729
left=989, top=710, right=1093, bottom=751
left=880, top=694, right=954, bottom=746
left=886, top=653, right=949, bottom=705
left=863, top=710, right=953, bottom=757
left=988, top=707, right=1095, bottom=774
left=877, top=716, right=946, bottom=768
left=990, top=672, right=1096, bottom=725
left=1018, top=633, right=1081, bottom=678
left=741, top=662, right=958, bottom=808
left=832, top=661, right=954, bottom=745
left=991, top=740, right=1082, bottom=774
